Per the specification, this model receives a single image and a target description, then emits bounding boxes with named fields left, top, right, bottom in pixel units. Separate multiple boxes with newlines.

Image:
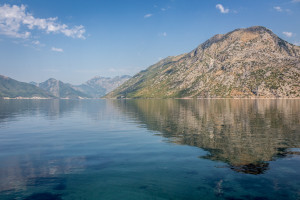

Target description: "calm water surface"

left=0, top=99, right=299, bottom=200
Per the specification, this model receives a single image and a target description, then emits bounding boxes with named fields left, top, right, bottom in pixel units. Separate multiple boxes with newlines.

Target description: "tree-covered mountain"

left=0, top=75, right=53, bottom=98
left=106, top=26, right=300, bottom=98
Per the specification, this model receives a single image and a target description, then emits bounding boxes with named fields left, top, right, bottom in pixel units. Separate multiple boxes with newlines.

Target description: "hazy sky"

left=0, top=0, right=299, bottom=84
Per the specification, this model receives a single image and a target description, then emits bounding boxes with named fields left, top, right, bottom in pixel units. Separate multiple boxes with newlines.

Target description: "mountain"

left=37, top=78, right=91, bottom=99
left=71, top=84, right=102, bottom=98
left=29, top=81, right=39, bottom=87
left=0, top=75, right=53, bottom=98
left=72, top=75, right=131, bottom=98
left=106, top=26, right=300, bottom=98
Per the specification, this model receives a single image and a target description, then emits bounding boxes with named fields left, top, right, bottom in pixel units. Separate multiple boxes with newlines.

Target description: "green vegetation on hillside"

left=0, top=75, right=53, bottom=98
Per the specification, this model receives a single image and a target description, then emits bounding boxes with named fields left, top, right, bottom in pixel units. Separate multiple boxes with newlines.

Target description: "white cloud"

left=144, top=14, right=153, bottom=18
left=293, top=41, right=300, bottom=46
left=283, top=32, right=293, bottom=37
left=32, top=40, right=40, bottom=45
left=273, top=6, right=291, bottom=13
left=274, top=6, right=283, bottom=12
left=51, top=47, right=63, bottom=52
left=0, top=4, right=86, bottom=39
left=216, top=4, right=229, bottom=14
left=159, top=6, right=170, bottom=12
left=292, top=0, right=300, bottom=2
left=158, top=32, right=167, bottom=37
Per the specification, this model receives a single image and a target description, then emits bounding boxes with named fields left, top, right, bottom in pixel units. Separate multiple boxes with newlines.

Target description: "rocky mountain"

left=0, top=75, right=53, bottom=98
left=106, top=26, right=300, bottom=98
left=37, top=78, right=91, bottom=99
left=73, top=75, right=131, bottom=98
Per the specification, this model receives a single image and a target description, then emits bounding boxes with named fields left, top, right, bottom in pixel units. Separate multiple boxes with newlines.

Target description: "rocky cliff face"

left=106, top=26, right=300, bottom=98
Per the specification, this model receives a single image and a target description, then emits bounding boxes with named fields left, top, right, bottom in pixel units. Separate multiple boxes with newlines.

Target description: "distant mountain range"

left=106, top=26, right=300, bottom=98
left=0, top=75, right=131, bottom=99
left=35, top=78, right=91, bottom=99
left=72, top=75, right=131, bottom=98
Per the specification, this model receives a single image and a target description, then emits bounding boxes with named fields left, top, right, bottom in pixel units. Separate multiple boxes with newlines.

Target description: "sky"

left=0, top=0, right=299, bottom=84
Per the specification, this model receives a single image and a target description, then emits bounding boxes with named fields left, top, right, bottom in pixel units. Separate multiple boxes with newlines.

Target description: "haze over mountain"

left=37, top=78, right=91, bottom=99
left=106, top=26, right=300, bottom=98
left=25, top=76, right=131, bottom=99
left=72, top=75, right=131, bottom=98
left=0, top=75, right=131, bottom=99
left=0, top=75, right=53, bottom=99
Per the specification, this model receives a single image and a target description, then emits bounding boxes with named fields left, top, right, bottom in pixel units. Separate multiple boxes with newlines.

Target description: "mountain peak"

left=0, top=75, right=10, bottom=80
left=46, top=78, right=59, bottom=82
left=106, top=26, right=300, bottom=98
left=201, top=26, right=272, bottom=49
left=38, top=78, right=90, bottom=98
left=192, top=25, right=299, bottom=58
left=243, top=25, right=270, bottom=32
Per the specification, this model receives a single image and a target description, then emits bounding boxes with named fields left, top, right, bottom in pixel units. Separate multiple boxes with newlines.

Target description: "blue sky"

left=0, top=0, right=299, bottom=84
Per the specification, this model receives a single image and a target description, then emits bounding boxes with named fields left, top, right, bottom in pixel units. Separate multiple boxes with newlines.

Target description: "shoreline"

left=1, top=97, right=300, bottom=100
left=1, top=97, right=92, bottom=100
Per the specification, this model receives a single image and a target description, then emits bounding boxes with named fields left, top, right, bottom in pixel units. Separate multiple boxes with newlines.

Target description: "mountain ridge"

left=106, top=26, right=300, bottom=98
left=37, top=78, right=91, bottom=99
left=25, top=75, right=132, bottom=99
left=0, top=75, right=54, bottom=99
left=71, top=75, right=131, bottom=98
left=0, top=75, right=131, bottom=99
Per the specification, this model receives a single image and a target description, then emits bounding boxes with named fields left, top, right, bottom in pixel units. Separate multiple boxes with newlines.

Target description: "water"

left=0, top=99, right=299, bottom=200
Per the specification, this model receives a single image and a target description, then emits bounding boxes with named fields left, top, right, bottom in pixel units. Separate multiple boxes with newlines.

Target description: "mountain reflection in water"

left=113, top=99, right=300, bottom=174
left=1, top=99, right=300, bottom=200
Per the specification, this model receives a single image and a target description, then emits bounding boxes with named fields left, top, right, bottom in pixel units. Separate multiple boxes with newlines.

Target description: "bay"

left=0, top=99, right=299, bottom=200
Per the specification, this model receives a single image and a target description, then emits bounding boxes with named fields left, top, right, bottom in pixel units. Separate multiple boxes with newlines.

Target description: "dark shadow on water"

left=23, top=192, right=62, bottom=200
left=53, top=183, right=66, bottom=191
left=274, top=148, right=300, bottom=159
left=139, top=185, right=148, bottom=190
left=26, top=177, right=66, bottom=187
left=230, top=162, right=269, bottom=175
left=225, top=196, right=270, bottom=200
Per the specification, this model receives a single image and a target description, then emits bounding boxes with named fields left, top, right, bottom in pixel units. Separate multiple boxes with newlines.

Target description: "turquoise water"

left=0, top=99, right=300, bottom=200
